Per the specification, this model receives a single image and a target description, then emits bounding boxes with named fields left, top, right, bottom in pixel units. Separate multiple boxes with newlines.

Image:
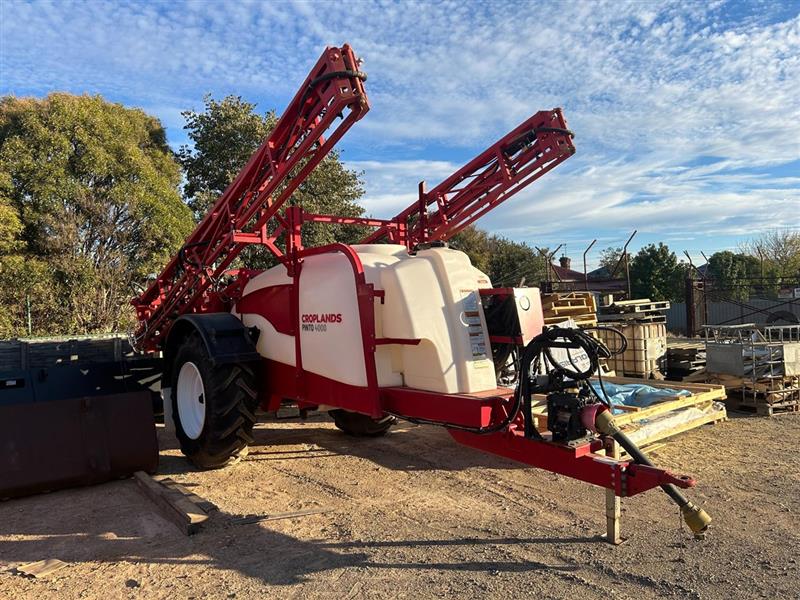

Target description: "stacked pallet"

left=666, top=340, right=706, bottom=380
left=598, top=298, right=669, bottom=324
left=707, top=373, right=800, bottom=415
left=540, top=292, right=597, bottom=328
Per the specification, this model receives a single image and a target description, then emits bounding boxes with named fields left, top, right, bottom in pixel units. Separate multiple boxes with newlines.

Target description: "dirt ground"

left=1, top=410, right=798, bottom=599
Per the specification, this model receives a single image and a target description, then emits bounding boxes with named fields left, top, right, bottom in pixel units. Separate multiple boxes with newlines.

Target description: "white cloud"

left=2, top=0, right=798, bottom=258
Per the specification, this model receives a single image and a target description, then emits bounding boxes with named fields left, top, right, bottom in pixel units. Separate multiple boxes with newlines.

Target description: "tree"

left=0, top=196, right=22, bottom=255
left=178, top=95, right=276, bottom=218
left=597, top=246, right=624, bottom=278
left=450, top=225, right=546, bottom=286
left=487, top=237, right=547, bottom=287
left=0, top=93, right=194, bottom=335
left=177, top=95, right=365, bottom=258
left=629, top=243, right=685, bottom=302
left=741, top=229, right=800, bottom=278
left=706, top=251, right=760, bottom=300
left=449, top=225, right=491, bottom=273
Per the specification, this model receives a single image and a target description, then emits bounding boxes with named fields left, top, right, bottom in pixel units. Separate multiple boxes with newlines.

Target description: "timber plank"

left=134, top=471, right=209, bottom=535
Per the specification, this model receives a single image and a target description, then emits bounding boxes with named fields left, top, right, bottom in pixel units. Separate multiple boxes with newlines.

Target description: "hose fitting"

left=593, top=408, right=621, bottom=436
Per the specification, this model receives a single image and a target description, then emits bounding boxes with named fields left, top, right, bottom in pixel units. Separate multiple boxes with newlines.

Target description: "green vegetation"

left=449, top=225, right=548, bottom=287
left=0, top=93, right=193, bottom=337
left=178, top=95, right=365, bottom=258
left=0, top=93, right=367, bottom=337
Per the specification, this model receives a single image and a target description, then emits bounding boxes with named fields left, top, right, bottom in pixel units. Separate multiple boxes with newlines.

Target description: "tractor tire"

left=329, top=409, right=395, bottom=437
left=171, top=333, right=259, bottom=469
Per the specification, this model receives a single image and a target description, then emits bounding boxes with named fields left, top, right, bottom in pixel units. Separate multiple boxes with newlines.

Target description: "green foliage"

left=597, top=246, right=623, bottom=278
left=178, top=95, right=277, bottom=218
left=0, top=196, right=22, bottom=255
left=0, top=93, right=193, bottom=336
left=177, top=95, right=365, bottom=264
left=706, top=251, right=760, bottom=300
left=450, top=226, right=546, bottom=286
left=629, top=243, right=685, bottom=302
left=449, top=226, right=490, bottom=273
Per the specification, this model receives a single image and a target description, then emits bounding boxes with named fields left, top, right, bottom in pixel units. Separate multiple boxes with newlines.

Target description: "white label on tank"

left=461, top=289, right=488, bottom=360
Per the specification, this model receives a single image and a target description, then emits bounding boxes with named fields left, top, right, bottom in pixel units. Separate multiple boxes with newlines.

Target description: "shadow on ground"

left=156, top=413, right=526, bottom=476
left=0, top=479, right=582, bottom=588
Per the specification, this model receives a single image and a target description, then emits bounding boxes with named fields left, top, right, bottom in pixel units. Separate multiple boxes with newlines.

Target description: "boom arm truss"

left=132, top=45, right=369, bottom=352
left=360, top=108, right=574, bottom=246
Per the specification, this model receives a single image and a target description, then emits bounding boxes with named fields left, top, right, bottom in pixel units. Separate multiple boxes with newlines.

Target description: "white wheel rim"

left=177, top=361, right=206, bottom=440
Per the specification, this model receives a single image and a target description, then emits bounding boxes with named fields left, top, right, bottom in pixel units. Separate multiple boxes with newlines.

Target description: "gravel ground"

left=1, top=410, right=798, bottom=599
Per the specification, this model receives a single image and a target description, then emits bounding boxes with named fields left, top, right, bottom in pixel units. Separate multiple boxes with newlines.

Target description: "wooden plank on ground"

left=230, top=508, right=330, bottom=526
left=15, top=559, right=68, bottom=578
left=134, top=471, right=209, bottom=535
left=158, top=477, right=218, bottom=513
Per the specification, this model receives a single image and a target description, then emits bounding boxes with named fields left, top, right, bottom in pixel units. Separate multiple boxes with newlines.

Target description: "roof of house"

left=550, top=264, right=586, bottom=281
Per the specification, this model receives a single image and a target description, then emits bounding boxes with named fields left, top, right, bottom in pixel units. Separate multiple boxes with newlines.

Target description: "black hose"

left=594, top=402, right=711, bottom=535
left=297, top=69, right=367, bottom=113
left=610, top=428, right=691, bottom=509
left=178, top=240, right=210, bottom=271
left=392, top=325, right=624, bottom=438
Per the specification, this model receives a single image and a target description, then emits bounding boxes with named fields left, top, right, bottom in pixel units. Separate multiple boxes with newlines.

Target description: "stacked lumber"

left=666, top=340, right=706, bottom=380
left=541, top=292, right=597, bottom=327
left=598, top=298, right=669, bottom=324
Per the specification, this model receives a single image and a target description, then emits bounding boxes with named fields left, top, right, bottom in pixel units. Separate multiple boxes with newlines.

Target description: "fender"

left=162, top=313, right=261, bottom=385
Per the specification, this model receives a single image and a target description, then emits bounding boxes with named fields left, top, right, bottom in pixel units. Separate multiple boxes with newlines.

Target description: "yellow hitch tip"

left=681, top=502, right=712, bottom=538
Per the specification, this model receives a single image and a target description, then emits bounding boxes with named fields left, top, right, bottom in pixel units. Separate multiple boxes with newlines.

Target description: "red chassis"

left=132, top=45, right=696, bottom=500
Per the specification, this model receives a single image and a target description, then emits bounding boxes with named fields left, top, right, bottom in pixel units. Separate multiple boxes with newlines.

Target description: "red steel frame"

left=132, top=45, right=370, bottom=353
left=132, top=44, right=695, bottom=498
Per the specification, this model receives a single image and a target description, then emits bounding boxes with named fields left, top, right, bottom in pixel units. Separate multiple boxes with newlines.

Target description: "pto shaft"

left=594, top=409, right=712, bottom=538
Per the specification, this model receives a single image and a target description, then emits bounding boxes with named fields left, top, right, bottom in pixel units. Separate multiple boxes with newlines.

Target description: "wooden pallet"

left=529, top=377, right=727, bottom=449
left=604, top=377, right=727, bottom=454
left=598, top=312, right=666, bottom=324
left=604, top=299, right=671, bottom=313
left=543, top=315, right=598, bottom=327
left=667, top=340, right=705, bottom=351
left=541, top=292, right=597, bottom=329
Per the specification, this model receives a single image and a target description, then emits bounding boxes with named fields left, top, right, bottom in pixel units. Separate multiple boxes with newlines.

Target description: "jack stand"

left=602, top=440, right=625, bottom=545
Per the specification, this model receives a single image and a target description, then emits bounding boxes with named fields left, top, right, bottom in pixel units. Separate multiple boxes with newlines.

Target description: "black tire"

left=329, top=409, right=395, bottom=437
left=171, top=333, right=259, bottom=469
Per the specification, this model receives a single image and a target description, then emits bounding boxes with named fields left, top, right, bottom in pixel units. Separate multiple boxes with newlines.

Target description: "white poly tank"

left=236, top=245, right=497, bottom=395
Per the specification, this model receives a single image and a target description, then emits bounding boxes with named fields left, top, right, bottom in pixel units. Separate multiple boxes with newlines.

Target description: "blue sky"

left=1, top=0, right=798, bottom=269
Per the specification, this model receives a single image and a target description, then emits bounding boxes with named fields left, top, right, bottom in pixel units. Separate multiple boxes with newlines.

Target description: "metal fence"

left=667, top=299, right=800, bottom=334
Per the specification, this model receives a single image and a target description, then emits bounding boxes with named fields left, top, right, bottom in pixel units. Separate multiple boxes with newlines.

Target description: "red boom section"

left=132, top=45, right=369, bottom=352
left=360, top=108, right=574, bottom=246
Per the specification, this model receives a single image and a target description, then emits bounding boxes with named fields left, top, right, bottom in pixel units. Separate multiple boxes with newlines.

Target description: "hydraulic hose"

left=594, top=410, right=712, bottom=538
